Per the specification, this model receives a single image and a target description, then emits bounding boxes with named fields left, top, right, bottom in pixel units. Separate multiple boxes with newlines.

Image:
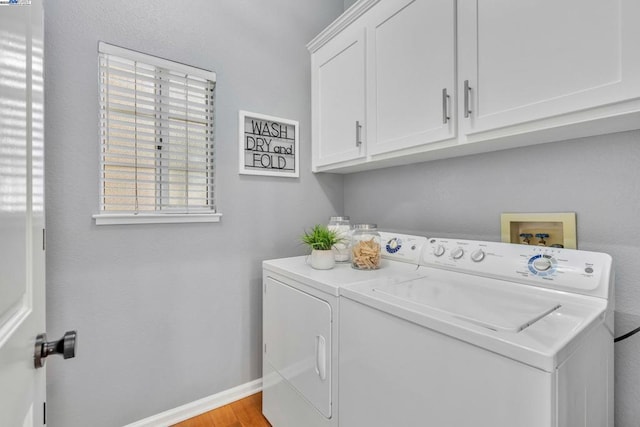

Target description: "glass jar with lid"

left=350, top=224, right=381, bottom=270
left=328, top=216, right=351, bottom=262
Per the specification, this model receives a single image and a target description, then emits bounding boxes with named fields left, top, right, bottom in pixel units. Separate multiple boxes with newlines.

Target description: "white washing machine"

left=262, top=232, right=428, bottom=427
left=339, top=238, right=614, bottom=427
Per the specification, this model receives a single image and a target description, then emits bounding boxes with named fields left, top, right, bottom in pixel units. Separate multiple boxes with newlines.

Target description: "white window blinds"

left=98, top=42, right=216, bottom=215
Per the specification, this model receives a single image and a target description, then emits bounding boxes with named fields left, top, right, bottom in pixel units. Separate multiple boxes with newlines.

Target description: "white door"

left=367, top=0, right=455, bottom=155
left=458, top=0, right=640, bottom=136
left=312, top=24, right=366, bottom=168
left=0, top=1, right=46, bottom=426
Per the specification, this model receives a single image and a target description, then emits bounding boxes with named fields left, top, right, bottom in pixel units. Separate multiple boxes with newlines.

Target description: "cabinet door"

left=263, top=277, right=332, bottom=418
left=312, top=26, right=366, bottom=168
left=458, top=0, right=640, bottom=136
left=367, top=0, right=455, bottom=155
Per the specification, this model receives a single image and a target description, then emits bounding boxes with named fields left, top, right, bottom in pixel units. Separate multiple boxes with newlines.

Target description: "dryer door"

left=264, top=277, right=332, bottom=418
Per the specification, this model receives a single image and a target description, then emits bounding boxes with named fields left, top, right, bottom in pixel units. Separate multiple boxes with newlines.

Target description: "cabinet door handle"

left=464, top=80, right=472, bottom=118
left=355, top=121, right=362, bottom=147
left=315, top=335, right=327, bottom=381
left=442, top=88, right=450, bottom=124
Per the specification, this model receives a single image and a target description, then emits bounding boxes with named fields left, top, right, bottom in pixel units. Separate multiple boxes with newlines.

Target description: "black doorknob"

left=34, top=330, right=77, bottom=369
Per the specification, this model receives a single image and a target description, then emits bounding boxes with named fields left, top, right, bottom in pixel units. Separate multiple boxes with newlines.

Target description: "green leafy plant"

left=301, top=225, right=342, bottom=251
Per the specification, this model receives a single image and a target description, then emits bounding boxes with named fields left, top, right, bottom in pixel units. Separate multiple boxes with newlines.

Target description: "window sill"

left=93, top=212, right=223, bottom=225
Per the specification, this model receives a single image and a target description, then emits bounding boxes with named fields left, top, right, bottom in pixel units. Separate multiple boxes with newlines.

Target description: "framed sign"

left=239, top=110, right=299, bottom=177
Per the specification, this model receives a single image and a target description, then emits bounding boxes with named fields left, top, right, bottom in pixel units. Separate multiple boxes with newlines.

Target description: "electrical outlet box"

left=500, top=212, right=577, bottom=249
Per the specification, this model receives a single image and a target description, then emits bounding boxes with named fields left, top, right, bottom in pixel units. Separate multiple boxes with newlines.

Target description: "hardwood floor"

left=172, top=392, right=271, bottom=427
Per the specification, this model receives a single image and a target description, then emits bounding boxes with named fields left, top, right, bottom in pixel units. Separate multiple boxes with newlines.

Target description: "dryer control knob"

left=470, top=249, right=485, bottom=263
left=533, top=257, right=553, bottom=271
left=433, top=245, right=446, bottom=257
left=451, top=247, right=464, bottom=260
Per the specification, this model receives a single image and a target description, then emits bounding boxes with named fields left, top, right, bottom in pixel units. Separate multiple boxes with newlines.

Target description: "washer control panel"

left=422, top=238, right=613, bottom=299
left=378, top=232, right=428, bottom=265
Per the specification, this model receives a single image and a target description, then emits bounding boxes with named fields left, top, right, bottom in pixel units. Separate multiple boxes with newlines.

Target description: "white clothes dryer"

left=262, top=232, right=428, bottom=427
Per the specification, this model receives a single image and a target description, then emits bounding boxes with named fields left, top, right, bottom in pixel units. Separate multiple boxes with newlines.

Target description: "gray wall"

left=344, top=0, right=358, bottom=10
left=344, top=130, right=640, bottom=426
left=43, top=1, right=344, bottom=426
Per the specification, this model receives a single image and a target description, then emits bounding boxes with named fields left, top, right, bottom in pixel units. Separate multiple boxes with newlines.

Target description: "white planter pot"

left=309, top=249, right=336, bottom=270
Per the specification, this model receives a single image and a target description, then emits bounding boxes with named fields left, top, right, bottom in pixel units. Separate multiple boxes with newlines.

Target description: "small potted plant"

left=301, top=224, right=342, bottom=270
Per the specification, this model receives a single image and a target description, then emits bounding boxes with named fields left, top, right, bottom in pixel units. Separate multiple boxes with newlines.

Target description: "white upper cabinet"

left=309, top=0, right=640, bottom=173
left=367, top=0, right=456, bottom=155
left=311, top=24, right=366, bottom=169
left=458, top=0, right=640, bottom=138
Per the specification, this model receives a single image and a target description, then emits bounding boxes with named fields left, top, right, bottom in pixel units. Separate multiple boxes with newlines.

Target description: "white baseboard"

left=123, top=378, right=263, bottom=427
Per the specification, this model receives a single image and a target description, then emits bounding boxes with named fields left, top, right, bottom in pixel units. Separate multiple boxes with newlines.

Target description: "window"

left=94, top=42, right=220, bottom=225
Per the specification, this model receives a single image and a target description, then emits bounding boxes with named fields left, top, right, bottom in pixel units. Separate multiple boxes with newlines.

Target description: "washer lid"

left=341, top=267, right=609, bottom=371
left=371, top=275, right=562, bottom=332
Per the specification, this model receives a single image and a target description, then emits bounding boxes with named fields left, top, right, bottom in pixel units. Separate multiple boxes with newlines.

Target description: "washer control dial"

left=533, top=258, right=552, bottom=271
left=528, top=254, right=557, bottom=277
left=451, top=247, right=464, bottom=260
left=433, top=245, right=446, bottom=257
left=470, top=249, right=485, bottom=263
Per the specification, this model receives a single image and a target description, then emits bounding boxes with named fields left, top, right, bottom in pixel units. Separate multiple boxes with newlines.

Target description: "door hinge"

left=43, top=401, right=46, bottom=425
left=42, top=228, right=46, bottom=251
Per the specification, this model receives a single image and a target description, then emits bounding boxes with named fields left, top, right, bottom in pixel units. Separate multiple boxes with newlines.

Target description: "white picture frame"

left=238, top=110, right=299, bottom=178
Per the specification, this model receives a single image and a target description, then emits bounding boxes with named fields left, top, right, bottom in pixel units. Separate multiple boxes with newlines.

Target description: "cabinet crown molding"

left=307, top=0, right=381, bottom=53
